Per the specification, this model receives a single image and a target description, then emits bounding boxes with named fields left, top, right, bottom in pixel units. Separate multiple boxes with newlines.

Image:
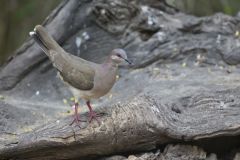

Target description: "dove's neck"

left=100, top=58, right=118, bottom=80
left=102, top=56, right=118, bottom=68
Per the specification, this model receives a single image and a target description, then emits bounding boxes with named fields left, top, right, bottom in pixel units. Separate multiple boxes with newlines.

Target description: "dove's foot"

left=86, top=101, right=101, bottom=125
left=70, top=102, right=84, bottom=128
left=88, top=110, right=101, bottom=124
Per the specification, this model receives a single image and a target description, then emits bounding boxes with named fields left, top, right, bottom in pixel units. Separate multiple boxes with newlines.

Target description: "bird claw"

left=88, top=111, right=101, bottom=125
left=69, top=102, right=86, bottom=128
left=69, top=114, right=85, bottom=128
left=70, top=118, right=82, bottom=128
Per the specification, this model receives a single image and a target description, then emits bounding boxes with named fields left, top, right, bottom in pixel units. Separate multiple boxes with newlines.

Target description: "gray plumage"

left=29, top=25, right=130, bottom=101
left=31, top=25, right=94, bottom=90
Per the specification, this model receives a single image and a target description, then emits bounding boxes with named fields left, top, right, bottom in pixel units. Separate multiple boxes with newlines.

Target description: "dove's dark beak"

left=123, top=58, right=132, bottom=65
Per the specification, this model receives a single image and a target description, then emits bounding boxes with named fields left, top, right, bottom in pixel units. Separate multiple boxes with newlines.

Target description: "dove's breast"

left=68, top=63, right=117, bottom=101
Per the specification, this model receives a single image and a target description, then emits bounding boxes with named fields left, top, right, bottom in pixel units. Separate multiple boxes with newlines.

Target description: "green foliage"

left=0, top=0, right=60, bottom=64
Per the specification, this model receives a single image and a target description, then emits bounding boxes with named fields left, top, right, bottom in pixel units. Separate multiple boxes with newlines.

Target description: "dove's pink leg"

left=70, top=102, right=82, bottom=127
left=86, top=101, right=100, bottom=124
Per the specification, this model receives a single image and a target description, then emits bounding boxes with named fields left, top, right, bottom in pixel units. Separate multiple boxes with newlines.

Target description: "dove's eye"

left=116, top=54, right=122, bottom=58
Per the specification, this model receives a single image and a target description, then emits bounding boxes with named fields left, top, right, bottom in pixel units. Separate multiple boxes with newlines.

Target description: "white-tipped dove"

left=29, top=25, right=131, bottom=126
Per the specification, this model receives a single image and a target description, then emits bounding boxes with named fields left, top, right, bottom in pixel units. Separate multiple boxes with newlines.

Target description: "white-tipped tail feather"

left=29, top=28, right=49, bottom=53
left=29, top=31, right=35, bottom=36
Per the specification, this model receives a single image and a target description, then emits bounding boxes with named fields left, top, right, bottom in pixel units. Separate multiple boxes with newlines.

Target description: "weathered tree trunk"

left=1, top=0, right=240, bottom=159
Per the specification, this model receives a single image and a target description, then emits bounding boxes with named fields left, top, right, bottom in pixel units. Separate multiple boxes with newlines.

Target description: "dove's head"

left=110, top=48, right=132, bottom=65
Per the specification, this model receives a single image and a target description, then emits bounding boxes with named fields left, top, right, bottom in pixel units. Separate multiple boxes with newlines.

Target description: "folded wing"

left=30, top=25, right=95, bottom=90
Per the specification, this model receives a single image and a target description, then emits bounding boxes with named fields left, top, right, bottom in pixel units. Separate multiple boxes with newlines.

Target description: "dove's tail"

left=29, top=25, right=64, bottom=55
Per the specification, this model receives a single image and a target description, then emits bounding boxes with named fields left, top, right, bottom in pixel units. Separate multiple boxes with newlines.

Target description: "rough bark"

left=1, top=0, right=240, bottom=159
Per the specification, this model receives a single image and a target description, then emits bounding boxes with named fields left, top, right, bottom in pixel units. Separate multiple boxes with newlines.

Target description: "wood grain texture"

left=1, top=85, right=240, bottom=159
